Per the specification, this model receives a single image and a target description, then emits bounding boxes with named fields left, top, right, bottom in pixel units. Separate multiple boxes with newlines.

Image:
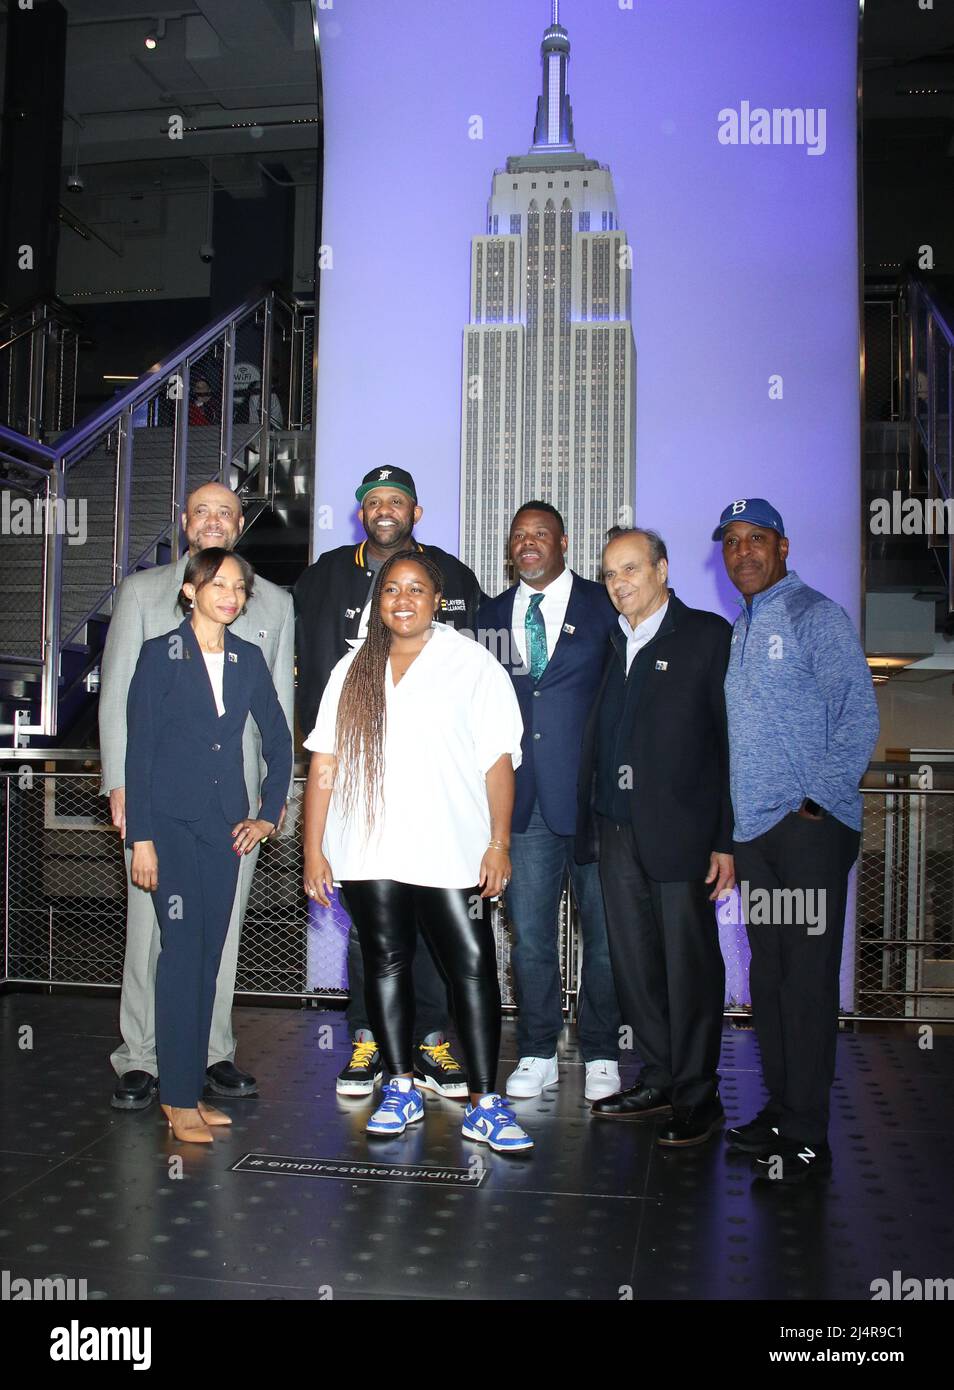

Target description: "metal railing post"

left=220, top=325, right=235, bottom=485
left=256, top=296, right=274, bottom=502
left=906, top=285, right=918, bottom=494
left=171, top=361, right=190, bottom=554
left=39, top=464, right=64, bottom=740
left=113, top=407, right=133, bottom=585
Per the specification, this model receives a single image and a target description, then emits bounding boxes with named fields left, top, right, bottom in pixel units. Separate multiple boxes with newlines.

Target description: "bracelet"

left=488, top=839, right=510, bottom=852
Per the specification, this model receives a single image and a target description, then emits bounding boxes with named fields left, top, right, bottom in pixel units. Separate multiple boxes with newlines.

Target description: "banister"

left=51, top=290, right=273, bottom=464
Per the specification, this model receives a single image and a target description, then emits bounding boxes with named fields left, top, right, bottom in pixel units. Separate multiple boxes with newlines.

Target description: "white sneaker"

left=584, top=1059, right=621, bottom=1102
left=505, top=1055, right=559, bottom=1098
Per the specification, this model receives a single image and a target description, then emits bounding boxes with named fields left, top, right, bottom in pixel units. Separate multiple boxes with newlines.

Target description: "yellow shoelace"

left=349, top=1040, right=378, bottom=1067
left=420, top=1041, right=462, bottom=1073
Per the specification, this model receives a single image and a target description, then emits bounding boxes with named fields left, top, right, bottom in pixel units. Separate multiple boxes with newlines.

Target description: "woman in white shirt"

left=303, top=552, right=533, bottom=1152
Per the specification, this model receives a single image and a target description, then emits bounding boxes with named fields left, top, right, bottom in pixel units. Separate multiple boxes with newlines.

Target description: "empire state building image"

left=459, top=2, right=637, bottom=593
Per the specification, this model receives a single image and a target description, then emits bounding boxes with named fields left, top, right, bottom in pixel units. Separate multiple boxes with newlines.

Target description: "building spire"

left=532, top=0, right=575, bottom=150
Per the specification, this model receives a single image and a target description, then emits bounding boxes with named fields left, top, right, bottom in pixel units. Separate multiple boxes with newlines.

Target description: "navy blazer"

left=124, top=617, right=293, bottom=844
left=477, top=572, right=617, bottom=836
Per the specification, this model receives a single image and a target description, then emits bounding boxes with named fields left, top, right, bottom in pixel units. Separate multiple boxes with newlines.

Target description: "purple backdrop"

left=311, top=0, right=862, bottom=1006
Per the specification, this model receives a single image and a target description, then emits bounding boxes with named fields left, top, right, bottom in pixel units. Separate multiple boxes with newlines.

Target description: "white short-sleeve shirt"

left=304, top=624, right=524, bottom=888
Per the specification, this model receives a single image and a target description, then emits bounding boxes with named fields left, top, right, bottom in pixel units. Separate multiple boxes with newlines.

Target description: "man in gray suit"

left=99, top=481, right=295, bottom=1109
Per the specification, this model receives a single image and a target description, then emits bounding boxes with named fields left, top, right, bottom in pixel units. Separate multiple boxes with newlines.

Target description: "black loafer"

left=591, top=1083, right=672, bottom=1120
left=205, top=1061, right=258, bottom=1097
left=111, top=1070, right=158, bottom=1111
left=656, top=1098, right=724, bottom=1147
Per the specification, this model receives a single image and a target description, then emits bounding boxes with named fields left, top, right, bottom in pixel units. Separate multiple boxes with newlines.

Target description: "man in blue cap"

left=715, top=499, right=878, bottom=1183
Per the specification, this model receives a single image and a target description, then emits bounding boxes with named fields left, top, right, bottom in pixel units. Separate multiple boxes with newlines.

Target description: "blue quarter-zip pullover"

left=723, top=572, right=879, bottom=841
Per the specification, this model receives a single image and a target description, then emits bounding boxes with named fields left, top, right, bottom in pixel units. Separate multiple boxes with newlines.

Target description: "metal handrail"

left=0, top=287, right=313, bottom=746
left=0, top=314, right=64, bottom=355
left=0, top=423, right=57, bottom=465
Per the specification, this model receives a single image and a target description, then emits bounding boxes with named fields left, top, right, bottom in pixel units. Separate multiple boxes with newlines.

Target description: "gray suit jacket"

left=98, top=555, right=295, bottom=809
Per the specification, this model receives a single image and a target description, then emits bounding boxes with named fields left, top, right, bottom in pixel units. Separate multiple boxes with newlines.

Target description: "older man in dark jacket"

left=577, top=528, right=734, bottom=1146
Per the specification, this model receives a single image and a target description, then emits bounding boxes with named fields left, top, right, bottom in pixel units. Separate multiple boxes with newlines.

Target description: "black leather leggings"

left=340, top=880, right=501, bottom=1095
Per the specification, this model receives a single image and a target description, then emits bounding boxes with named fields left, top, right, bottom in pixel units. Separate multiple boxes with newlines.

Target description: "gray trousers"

left=110, top=840, right=258, bottom=1077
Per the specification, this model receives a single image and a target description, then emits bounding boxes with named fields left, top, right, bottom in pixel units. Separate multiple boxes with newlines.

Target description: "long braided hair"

left=335, top=550, right=445, bottom=827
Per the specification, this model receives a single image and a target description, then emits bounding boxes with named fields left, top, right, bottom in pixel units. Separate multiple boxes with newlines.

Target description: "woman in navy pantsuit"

left=125, top=548, right=292, bottom=1144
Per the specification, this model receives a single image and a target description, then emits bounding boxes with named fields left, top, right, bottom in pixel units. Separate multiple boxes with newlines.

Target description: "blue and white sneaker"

left=461, top=1093, right=534, bottom=1152
left=366, top=1077, right=424, bottom=1136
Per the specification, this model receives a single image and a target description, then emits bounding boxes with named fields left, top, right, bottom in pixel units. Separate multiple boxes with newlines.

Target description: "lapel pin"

left=655, top=660, right=668, bottom=671
left=228, top=652, right=238, bottom=663
left=562, top=623, right=576, bottom=635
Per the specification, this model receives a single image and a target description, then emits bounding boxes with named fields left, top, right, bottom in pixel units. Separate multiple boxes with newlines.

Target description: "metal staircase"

left=0, top=289, right=315, bottom=746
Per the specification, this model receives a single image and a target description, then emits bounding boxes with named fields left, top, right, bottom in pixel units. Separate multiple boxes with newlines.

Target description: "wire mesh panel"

left=864, top=298, right=898, bottom=423
left=1, top=772, right=578, bottom=1014
left=239, top=784, right=310, bottom=995
left=0, top=316, right=35, bottom=437
left=0, top=476, right=47, bottom=661
left=59, top=428, right=120, bottom=643
left=5, top=772, right=948, bottom=1022
left=2, top=771, right=126, bottom=984
left=126, top=385, right=178, bottom=570
left=857, top=786, right=954, bottom=1019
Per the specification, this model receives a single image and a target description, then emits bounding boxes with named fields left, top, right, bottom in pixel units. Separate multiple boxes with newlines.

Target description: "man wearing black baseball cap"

left=294, top=466, right=485, bottom=1100
left=715, top=498, right=878, bottom=1183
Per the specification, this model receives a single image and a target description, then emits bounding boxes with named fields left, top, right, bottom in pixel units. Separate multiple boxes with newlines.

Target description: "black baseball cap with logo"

left=355, top=467, right=418, bottom=504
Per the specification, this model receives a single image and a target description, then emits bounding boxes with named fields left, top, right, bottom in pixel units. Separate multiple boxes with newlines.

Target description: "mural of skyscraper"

left=460, top=2, right=637, bottom=593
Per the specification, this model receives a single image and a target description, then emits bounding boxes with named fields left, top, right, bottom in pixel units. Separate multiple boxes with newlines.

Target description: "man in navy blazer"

left=477, top=502, right=621, bottom=1102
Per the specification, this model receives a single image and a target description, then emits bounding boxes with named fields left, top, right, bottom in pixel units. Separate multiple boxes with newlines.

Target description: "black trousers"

left=342, top=911, right=450, bottom=1044
left=597, top=818, right=725, bottom=1109
left=733, top=811, right=861, bottom=1145
left=340, top=880, right=501, bottom=1095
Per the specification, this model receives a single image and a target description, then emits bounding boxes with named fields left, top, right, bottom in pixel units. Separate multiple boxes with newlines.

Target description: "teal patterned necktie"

left=525, top=592, right=549, bottom=682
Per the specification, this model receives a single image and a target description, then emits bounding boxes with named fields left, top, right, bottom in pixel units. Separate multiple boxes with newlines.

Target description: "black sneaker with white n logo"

left=754, top=1138, right=832, bottom=1184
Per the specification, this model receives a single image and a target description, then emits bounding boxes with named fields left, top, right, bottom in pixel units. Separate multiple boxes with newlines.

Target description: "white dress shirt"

left=201, top=650, right=226, bottom=716
left=304, top=623, right=524, bottom=888
left=510, top=565, right=574, bottom=668
left=620, top=598, right=669, bottom=674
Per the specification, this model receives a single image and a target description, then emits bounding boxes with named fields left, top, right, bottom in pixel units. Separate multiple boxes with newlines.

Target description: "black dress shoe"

left=111, top=1070, right=158, bottom=1111
left=753, top=1138, right=832, bottom=1185
left=591, top=1083, right=672, bottom=1120
left=726, top=1106, right=781, bottom=1154
left=656, top=1097, right=724, bottom=1147
left=205, top=1061, right=258, bottom=1097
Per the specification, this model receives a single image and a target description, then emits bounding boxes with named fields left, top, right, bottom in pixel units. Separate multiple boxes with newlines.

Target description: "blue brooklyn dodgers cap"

left=712, top=498, right=785, bottom=541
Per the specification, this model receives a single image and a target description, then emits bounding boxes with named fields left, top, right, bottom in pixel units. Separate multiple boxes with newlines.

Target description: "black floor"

left=1, top=994, right=952, bottom=1302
